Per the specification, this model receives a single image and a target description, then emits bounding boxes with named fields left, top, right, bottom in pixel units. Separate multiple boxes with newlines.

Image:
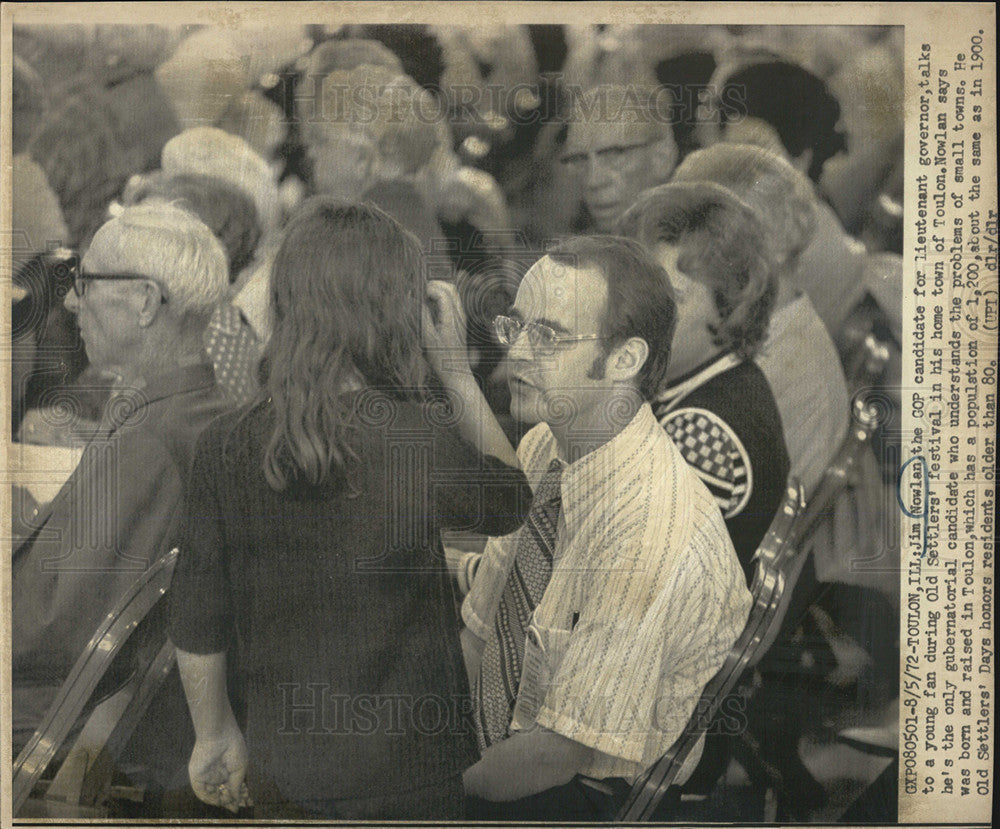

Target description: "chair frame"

left=617, top=481, right=806, bottom=822
left=13, top=548, right=179, bottom=817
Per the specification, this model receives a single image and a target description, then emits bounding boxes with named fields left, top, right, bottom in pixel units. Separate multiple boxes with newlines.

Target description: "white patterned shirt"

left=462, top=403, right=752, bottom=782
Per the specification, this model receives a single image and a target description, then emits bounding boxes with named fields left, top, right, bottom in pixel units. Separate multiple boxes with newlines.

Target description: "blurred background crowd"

left=9, top=21, right=904, bottom=822
left=11, top=21, right=902, bottom=438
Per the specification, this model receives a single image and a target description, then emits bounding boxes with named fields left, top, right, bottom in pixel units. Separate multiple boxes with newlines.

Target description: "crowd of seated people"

left=9, top=21, right=903, bottom=822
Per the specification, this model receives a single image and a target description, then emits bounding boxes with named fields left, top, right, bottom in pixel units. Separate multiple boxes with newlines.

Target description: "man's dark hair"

left=352, top=25, right=446, bottom=89
left=546, top=235, right=677, bottom=400
left=721, top=61, right=846, bottom=182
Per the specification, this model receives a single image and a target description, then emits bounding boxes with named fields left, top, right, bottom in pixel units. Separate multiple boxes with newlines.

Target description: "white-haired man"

left=12, top=202, right=233, bottom=750
left=560, top=84, right=679, bottom=233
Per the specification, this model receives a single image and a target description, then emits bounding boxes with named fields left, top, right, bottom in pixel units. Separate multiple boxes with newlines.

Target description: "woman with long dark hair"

left=168, top=199, right=528, bottom=819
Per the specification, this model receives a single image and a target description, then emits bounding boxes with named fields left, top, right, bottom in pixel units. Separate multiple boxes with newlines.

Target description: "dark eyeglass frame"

left=71, top=264, right=167, bottom=304
left=494, top=314, right=608, bottom=355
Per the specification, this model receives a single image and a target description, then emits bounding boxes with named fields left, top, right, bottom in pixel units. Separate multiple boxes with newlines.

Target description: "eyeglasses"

left=71, top=264, right=167, bottom=304
left=560, top=140, right=653, bottom=173
left=494, top=314, right=607, bottom=355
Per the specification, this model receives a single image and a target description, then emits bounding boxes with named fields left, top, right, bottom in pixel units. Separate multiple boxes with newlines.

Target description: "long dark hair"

left=261, top=198, right=430, bottom=491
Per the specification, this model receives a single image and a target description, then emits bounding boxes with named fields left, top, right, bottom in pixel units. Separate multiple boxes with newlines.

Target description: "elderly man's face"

left=563, top=119, right=678, bottom=232
left=306, top=129, right=378, bottom=199
left=64, top=245, right=151, bottom=378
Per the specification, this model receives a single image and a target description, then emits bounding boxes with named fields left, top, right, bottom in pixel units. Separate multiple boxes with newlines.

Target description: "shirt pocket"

left=510, top=613, right=574, bottom=732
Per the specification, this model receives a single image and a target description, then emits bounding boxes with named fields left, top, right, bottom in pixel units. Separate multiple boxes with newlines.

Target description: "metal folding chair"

left=13, top=549, right=179, bottom=818
left=617, top=480, right=807, bottom=822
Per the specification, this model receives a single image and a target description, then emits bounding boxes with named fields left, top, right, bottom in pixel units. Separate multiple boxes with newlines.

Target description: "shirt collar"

left=558, top=402, right=655, bottom=471
left=656, top=350, right=741, bottom=411
left=555, top=403, right=663, bottom=530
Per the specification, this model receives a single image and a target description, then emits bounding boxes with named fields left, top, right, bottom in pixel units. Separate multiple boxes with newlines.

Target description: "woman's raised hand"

left=423, top=279, right=471, bottom=377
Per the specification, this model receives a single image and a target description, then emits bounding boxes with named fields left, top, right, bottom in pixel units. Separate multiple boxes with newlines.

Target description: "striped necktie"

left=474, top=458, right=563, bottom=749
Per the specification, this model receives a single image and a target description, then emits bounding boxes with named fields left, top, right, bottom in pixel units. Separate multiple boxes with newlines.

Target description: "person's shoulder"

left=681, top=361, right=782, bottom=438
left=350, top=393, right=462, bottom=450
left=191, top=400, right=268, bottom=463
left=764, top=294, right=843, bottom=366
left=618, top=440, right=744, bottom=591
left=345, top=393, right=493, bottom=467
left=203, top=397, right=264, bottom=433
left=185, top=378, right=239, bottom=432
left=148, top=366, right=236, bottom=430
left=591, top=417, right=711, bottom=553
left=656, top=394, right=759, bottom=520
left=672, top=479, right=748, bottom=592
left=117, top=378, right=231, bottom=458
left=706, top=358, right=775, bottom=404
left=767, top=291, right=825, bottom=337
left=658, top=394, right=753, bottom=468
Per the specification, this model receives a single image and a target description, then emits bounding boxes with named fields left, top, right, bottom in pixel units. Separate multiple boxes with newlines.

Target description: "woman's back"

left=171, top=394, right=527, bottom=817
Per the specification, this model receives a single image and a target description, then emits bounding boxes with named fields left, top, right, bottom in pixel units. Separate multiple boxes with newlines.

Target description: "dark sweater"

left=655, top=355, right=790, bottom=579
left=168, top=393, right=529, bottom=819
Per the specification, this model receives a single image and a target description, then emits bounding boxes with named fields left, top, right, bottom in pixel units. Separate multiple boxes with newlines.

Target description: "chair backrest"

left=616, top=482, right=806, bottom=822
left=13, top=548, right=179, bottom=816
left=802, top=397, right=881, bottom=529
left=765, top=395, right=883, bottom=645
left=743, top=399, right=879, bottom=676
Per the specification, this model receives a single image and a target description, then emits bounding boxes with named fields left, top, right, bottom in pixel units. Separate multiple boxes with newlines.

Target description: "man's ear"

left=136, top=281, right=163, bottom=328
left=609, top=336, right=650, bottom=383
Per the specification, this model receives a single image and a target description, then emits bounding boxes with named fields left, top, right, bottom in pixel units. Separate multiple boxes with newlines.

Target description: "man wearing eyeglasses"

left=11, top=202, right=233, bottom=755
left=560, top=84, right=679, bottom=233
left=424, top=236, right=750, bottom=821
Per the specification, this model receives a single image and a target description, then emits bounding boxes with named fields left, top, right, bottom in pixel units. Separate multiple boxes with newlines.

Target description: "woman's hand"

left=176, top=650, right=251, bottom=813
left=188, top=720, right=251, bottom=813
left=423, top=279, right=471, bottom=378
left=420, top=280, right=519, bottom=468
